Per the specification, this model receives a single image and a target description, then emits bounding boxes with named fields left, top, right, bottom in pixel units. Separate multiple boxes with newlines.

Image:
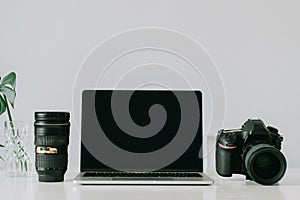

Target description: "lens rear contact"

left=34, top=112, right=70, bottom=182
left=245, top=144, right=287, bottom=185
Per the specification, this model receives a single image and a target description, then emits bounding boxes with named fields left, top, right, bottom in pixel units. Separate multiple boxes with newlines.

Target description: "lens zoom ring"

left=36, top=154, right=68, bottom=169
left=35, top=136, right=69, bottom=146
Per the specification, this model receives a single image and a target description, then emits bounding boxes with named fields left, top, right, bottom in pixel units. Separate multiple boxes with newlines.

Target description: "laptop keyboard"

left=83, top=172, right=202, bottom=178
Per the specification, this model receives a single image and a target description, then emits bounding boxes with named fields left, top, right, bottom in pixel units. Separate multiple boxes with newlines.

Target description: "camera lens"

left=34, top=112, right=70, bottom=182
left=245, top=144, right=287, bottom=185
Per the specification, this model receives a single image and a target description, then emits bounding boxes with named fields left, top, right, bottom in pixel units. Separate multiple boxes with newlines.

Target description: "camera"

left=216, top=119, right=287, bottom=185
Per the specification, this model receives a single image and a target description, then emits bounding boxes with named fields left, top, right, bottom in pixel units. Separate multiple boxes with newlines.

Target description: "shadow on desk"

left=64, top=169, right=300, bottom=200
left=72, top=185, right=215, bottom=200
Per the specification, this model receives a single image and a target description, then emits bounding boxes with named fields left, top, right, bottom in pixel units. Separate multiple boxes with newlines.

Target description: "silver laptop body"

left=74, top=90, right=213, bottom=185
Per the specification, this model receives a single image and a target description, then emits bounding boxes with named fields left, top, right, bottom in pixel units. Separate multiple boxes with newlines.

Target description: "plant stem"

left=4, top=96, right=13, bottom=122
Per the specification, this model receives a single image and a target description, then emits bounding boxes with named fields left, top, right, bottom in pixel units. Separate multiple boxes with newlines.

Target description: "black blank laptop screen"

left=80, top=90, right=203, bottom=172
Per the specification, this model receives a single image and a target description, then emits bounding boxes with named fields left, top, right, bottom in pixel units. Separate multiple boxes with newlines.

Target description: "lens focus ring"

left=34, top=135, right=69, bottom=146
left=35, top=154, right=68, bottom=169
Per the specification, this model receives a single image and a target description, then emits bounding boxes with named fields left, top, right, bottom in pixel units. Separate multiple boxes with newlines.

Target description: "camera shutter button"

left=218, top=134, right=238, bottom=149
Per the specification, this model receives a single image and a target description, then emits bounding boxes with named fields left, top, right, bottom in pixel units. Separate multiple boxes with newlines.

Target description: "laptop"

left=73, top=90, right=213, bottom=185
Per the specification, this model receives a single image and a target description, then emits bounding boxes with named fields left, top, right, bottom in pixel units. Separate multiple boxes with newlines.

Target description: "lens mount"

left=245, top=144, right=287, bottom=185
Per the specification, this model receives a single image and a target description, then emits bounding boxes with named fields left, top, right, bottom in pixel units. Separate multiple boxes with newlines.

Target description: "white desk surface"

left=0, top=169, right=299, bottom=200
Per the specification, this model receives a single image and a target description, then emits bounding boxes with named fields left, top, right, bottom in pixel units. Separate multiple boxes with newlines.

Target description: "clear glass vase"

left=4, top=121, right=33, bottom=177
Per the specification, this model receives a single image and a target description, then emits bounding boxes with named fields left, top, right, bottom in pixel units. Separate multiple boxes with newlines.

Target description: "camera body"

left=216, top=119, right=286, bottom=185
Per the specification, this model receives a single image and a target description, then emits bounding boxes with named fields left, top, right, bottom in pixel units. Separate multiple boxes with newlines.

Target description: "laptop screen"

left=80, top=90, right=203, bottom=172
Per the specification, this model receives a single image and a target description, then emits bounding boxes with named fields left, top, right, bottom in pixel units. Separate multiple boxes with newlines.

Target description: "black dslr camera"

left=216, top=119, right=287, bottom=185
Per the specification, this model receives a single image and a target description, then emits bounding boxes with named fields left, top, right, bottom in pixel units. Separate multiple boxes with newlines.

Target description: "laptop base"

left=73, top=172, right=213, bottom=185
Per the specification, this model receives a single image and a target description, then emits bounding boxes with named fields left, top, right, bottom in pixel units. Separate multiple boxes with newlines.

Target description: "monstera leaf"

left=0, top=72, right=16, bottom=161
left=0, top=72, right=16, bottom=116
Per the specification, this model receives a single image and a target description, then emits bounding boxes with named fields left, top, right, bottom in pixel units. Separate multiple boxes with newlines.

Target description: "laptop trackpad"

left=112, top=177, right=174, bottom=181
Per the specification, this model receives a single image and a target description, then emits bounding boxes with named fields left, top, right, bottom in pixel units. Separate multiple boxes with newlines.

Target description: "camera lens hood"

left=245, top=144, right=287, bottom=185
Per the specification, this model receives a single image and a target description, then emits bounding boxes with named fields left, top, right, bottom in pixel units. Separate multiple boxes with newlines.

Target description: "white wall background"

left=1, top=0, right=300, bottom=172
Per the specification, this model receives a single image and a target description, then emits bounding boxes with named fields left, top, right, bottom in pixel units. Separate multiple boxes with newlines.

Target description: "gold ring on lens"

left=36, top=146, right=58, bottom=154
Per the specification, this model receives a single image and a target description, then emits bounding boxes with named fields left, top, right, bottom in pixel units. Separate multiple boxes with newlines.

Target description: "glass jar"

left=4, top=121, right=34, bottom=177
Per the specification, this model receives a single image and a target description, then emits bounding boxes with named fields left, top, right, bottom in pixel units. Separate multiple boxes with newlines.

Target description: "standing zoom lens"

left=34, top=112, right=70, bottom=182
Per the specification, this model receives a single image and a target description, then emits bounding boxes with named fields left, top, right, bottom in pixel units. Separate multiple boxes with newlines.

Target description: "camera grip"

left=216, top=144, right=233, bottom=177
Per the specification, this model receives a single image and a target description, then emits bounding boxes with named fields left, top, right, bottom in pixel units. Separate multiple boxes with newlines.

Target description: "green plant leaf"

left=0, top=85, right=16, bottom=108
left=0, top=72, right=16, bottom=90
left=0, top=95, right=6, bottom=116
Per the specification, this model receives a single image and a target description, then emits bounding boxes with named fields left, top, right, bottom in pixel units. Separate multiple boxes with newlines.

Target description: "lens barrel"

left=245, top=144, right=287, bottom=185
left=34, top=112, right=70, bottom=182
